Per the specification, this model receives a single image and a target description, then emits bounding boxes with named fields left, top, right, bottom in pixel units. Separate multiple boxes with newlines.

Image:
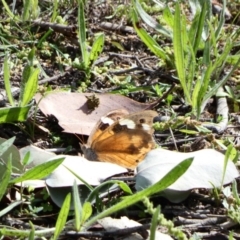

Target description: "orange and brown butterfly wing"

left=89, top=110, right=158, bottom=168
left=94, top=129, right=156, bottom=168
left=87, top=109, right=129, bottom=144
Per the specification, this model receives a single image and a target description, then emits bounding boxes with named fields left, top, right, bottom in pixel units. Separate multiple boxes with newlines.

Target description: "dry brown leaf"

left=35, top=92, right=154, bottom=135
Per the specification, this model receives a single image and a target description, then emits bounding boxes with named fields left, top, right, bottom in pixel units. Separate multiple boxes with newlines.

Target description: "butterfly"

left=81, top=109, right=158, bottom=169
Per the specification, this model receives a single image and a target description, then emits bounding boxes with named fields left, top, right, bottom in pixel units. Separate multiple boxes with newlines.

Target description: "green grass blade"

left=19, top=68, right=39, bottom=107
left=89, top=33, right=105, bottom=66
left=0, top=137, right=15, bottom=156
left=173, top=3, right=190, bottom=103
left=53, top=193, right=71, bottom=240
left=0, top=102, right=33, bottom=123
left=191, top=77, right=201, bottom=111
left=10, top=157, right=65, bottom=184
left=212, top=40, right=232, bottom=76
left=0, top=156, right=12, bottom=201
left=134, top=0, right=172, bottom=38
left=73, top=180, right=81, bottom=231
left=131, top=9, right=171, bottom=64
left=86, top=180, right=132, bottom=203
left=64, top=165, right=94, bottom=191
left=0, top=201, right=23, bottom=217
left=84, top=157, right=193, bottom=229
left=22, top=0, right=31, bottom=21
left=51, top=0, right=59, bottom=22
left=77, top=0, right=88, bottom=66
left=1, top=0, right=15, bottom=19
left=221, top=145, right=232, bottom=189
left=202, top=32, right=211, bottom=65
left=28, top=222, right=35, bottom=240
left=204, top=57, right=240, bottom=101
left=3, top=57, right=15, bottom=106
left=196, top=63, right=212, bottom=117
left=149, top=205, right=159, bottom=240
left=215, top=0, right=226, bottom=39
left=192, top=2, right=206, bottom=54
left=232, top=180, right=240, bottom=205
left=19, top=48, right=39, bottom=107
left=163, top=5, right=174, bottom=29
left=80, top=202, right=92, bottom=228
left=189, top=10, right=201, bottom=48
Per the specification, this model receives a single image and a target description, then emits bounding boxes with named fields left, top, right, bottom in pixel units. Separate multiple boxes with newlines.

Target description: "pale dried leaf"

left=35, top=92, right=153, bottom=135
left=136, top=148, right=239, bottom=202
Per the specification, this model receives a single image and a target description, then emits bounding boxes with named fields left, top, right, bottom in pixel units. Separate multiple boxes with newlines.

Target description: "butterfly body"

left=82, top=110, right=158, bottom=169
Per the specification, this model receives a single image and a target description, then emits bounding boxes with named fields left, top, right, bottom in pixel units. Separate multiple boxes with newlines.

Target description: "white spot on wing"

left=119, top=119, right=136, bottom=129
left=142, top=124, right=150, bottom=131
left=101, top=116, right=114, bottom=125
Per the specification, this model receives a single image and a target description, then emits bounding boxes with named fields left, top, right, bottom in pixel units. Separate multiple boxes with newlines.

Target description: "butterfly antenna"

left=74, top=133, right=85, bottom=145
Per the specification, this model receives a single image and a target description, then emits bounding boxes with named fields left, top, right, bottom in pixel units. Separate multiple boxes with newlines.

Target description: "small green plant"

left=2, top=48, right=39, bottom=123
left=75, top=0, right=105, bottom=80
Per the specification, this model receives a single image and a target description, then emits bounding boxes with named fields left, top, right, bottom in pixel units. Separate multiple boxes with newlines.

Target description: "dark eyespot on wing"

left=139, top=118, right=145, bottom=124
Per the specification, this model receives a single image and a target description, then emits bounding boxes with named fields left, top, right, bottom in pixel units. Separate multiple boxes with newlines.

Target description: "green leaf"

left=10, top=157, right=65, bottom=184
left=0, top=137, right=15, bottom=156
left=64, top=165, right=94, bottom=191
left=134, top=0, right=172, bottom=38
left=86, top=180, right=132, bottom=204
left=84, top=158, right=193, bottom=229
left=51, top=0, right=59, bottom=22
left=22, top=151, right=32, bottom=166
left=222, top=144, right=235, bottom=188
left=131, top=9, right=171, bottom=64
left=27, top=48, right=36, bottom=66
left=28, top=221, right=35, bottom=240
left=80, top=202, right=92, bottom=227
left=53, top=193, right=71, bottom=240
left=232, top=180, right=240, bottom=205
left=19, top=67, right=39, bottom=107
left=215, top=0, right=226, bottom=39
left=204, top=56, right=240, bottom=101
left=196, top=63, right=212, bottom=118
left=0, top=102, right=33, bottom=123
left=73, top=180, right=82, bottom=231
left=19, top=49, right=39, bottom=107
left=0, top=201, right=23, bottom=218
left=0, top=157, right=12, bottom=201
left=179, top=129, right=199, bottom=135
left=173, top=3, right=190, bottom=104
left=118, top=181, right=133, bottom=195
left=77, top=0, right=88, bottom=66
left=22, top=0, right=31, bottom=21
left=191, top=1, right=206, bottom=54
left=163, top=6, right=174, bottom=28
left=88, top=33, right=105, bottom=66
left=1, top=0, right=16, bottom=19
left=3, top=57, right=15, bottom=106
left=149, top=205, right=159, bottom=240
